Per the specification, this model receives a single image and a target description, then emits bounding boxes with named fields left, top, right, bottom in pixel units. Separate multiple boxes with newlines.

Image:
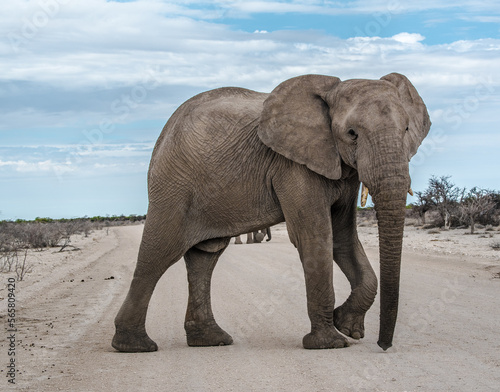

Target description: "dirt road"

left=2, top=224, right=499, bottom=391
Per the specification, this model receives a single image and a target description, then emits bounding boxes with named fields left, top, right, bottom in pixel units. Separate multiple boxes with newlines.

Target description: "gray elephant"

left=235, top=227, right=272, bottom=244
left=112, top=73, right=430, bottom=352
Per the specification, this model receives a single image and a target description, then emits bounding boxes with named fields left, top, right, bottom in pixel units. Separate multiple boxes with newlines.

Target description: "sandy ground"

left=1, top=223, right=499, bottom=391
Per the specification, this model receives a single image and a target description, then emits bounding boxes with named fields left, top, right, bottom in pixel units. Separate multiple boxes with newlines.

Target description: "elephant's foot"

left=334, top=305, right=365, bottom=340
left=303, top=328, right=350, bottom=349
left=185, top=320, right=233, bottom=347
left=112, top=328, right=158, bottom=352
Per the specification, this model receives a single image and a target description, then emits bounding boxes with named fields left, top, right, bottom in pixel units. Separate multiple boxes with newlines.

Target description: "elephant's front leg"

left=298, top=238, right=350, bottom=349
left=275, top=171, right=348, bottom=349
left=331, top=201, right=378, bottom=340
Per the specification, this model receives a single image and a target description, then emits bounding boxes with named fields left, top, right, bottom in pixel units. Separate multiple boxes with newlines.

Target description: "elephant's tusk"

left=408, top=187, right=414, bottom=196
left=361, top=183, right=369, bottom=207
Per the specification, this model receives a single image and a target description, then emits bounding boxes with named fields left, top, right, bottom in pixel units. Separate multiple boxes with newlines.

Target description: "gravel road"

left=2, top=224, right=499, bottom=391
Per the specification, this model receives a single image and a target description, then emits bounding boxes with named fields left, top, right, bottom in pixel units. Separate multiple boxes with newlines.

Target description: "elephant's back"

left=147, top=87, right=273, bottom=199
left=152, top=87, right=268, bottom=160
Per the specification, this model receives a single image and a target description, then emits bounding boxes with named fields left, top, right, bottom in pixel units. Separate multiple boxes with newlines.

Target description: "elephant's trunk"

left=364, top=156, right=409, bottom=351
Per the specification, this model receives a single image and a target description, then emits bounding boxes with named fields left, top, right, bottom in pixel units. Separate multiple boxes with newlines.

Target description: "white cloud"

left=392, top=32, right=425, bottom=44
left=1, top=0, right=498, bottom=97
left=461, top=15, right=500, bottom=23
left=0, top=159, right=74, bottom=174
left=1, top=24, right=499, bottom=133
left=1, top=1, right=499, bottom=186
left=152, top=0, right=500, bottom=17
left=445, top=38, right=500, bottom=52
left=0, top=143, right=154, bottom=182
left=74, top=144, right=154, bottom=158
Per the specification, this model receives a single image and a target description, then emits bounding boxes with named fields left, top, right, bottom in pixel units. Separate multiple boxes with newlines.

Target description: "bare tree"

left=1, top=223, right=21, bottom=272
left=413, top=191, right=433, bottom=225
left=424, top=176, right=464, bottom=229
left=459, top=188, right=496, bottom=234
left=16, top=249, right=32, bottom=281
left=0, top=223, right=33, bottom=280
left=56, top=221, right=83, bottom=252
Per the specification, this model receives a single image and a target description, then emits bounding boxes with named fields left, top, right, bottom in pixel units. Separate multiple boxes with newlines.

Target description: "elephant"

left=235, top=227, right=272, bottom=244
left=112, top=73, right=430, bottom=352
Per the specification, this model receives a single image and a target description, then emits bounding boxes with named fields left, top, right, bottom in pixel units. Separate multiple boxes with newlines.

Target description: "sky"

left=1, top=0, right=499, bottom=220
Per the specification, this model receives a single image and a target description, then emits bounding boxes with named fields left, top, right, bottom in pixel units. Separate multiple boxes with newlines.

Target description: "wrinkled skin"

left=112, top=73, right=430, bottom=352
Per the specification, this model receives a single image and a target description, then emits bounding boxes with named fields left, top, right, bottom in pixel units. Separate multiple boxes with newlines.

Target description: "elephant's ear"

left=381, top=73, right=431, bottom=159
left=258, top=75, right=342, bottom=180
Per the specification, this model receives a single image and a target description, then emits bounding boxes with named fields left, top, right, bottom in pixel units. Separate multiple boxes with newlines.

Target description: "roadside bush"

left=0, top=223, right=26, bottom=276
left=414, top=176, right=499, bottom=230
left=0, top=214, right=144, bottom=251
left=0, top=220, right=91, bottom=251
left=0, top=214, right=142, bottom=280
left=0, top=222, right=22, bottom=252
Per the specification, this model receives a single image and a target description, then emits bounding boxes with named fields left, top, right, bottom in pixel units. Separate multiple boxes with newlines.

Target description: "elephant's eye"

left=405, top=126, right=409, bottom=132
left=347, top=129, right=358, bottom=140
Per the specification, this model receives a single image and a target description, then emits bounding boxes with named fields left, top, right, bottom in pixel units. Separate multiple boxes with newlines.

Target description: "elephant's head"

left=258, top=73, right=431, bottom=350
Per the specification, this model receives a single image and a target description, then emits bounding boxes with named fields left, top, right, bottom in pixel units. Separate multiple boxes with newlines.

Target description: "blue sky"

left=1, top=0, right=499, bottom=220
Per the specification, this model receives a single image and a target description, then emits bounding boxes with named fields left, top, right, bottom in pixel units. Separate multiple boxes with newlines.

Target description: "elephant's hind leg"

left=112, top=228, right=186, bottom=352
left=112, top=274, right=160, bottom=353
left=184, top=238, right=233, bottom=347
